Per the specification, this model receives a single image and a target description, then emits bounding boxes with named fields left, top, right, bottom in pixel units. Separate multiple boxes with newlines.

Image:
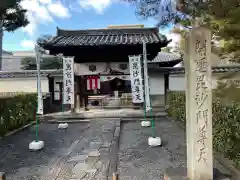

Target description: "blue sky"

left=3, top=0, right=174, bottom=51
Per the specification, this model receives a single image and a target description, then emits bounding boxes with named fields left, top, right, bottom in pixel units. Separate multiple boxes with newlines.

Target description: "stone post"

left=187, top=26, right=213, bottom=180
left=164, top=26, right=215, bottom=180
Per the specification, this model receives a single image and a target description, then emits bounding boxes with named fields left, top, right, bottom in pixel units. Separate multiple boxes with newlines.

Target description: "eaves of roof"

left=43, top=27, right=168, bottom=47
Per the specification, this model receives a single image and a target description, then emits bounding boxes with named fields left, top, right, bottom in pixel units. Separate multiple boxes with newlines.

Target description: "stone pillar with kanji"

left=163, top=26, right=226, bottom=180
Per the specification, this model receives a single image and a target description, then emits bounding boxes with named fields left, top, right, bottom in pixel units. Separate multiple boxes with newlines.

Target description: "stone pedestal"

left=164, top=168, right=230, bottom=180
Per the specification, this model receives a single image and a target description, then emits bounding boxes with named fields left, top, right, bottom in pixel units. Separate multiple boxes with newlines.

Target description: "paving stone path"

left=0, top=118, right=232, bottom=180
left=0, top=119, right=119, bottom=180
left=117, top=118, right=231, bottom=180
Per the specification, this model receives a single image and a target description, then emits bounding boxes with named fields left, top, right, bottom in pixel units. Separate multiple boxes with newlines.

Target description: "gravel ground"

left=0, top=118, right=231, bottom=180
left=117, top=119, right=231, bottom=180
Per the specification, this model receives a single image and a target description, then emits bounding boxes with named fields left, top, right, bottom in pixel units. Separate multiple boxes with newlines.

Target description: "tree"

left=123, top=0, right=240, bottom=61
left=0, top=0, right=29, bottom=70
left=21, top=56, right=63, bottom=70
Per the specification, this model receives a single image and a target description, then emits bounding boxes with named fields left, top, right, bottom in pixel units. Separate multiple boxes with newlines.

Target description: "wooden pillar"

left=164, top=73, right=169, bottom=106
left=75, top=76, right=81, bottom=112
left=84, top=76, right=89, bottom=110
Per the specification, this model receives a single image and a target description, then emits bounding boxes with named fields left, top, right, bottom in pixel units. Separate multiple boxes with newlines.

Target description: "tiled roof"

left=149, top=65, right=240, bottom=74
left=0, top=70, right=62, bottom=78
left=148, top=52, right=182, bottom=63
left=43, top=27, right=168, bottom=47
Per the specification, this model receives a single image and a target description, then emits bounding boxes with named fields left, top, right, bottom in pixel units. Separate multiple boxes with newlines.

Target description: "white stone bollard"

left=58, top=123, right=69, bottom=129
left=148, top=137, right=161, bottom=147
left=141, top=121, right=151, bottom=127
left=29, top=140, right=44, bottom=150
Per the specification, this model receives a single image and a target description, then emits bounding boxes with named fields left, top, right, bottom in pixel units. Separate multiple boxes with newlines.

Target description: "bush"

left=0, top=94, right=37, bottom=136
left=167, top=91, right=240, bottom=167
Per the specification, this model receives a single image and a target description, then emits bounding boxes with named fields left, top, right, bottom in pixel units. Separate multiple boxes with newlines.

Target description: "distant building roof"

left=2, top=56, right=22, bottom=71
left=149, top=52, right=182, bottom=63
left=1, top=51, right=56, bottom=71
left=12, top=51, right=35, bottom=57
left=2, top=50, right=13, bottom=56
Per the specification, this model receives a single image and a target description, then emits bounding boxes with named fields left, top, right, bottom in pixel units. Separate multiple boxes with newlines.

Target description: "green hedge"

left=0, top=94, right=37, bottom=136
left=167, top=91, right=240, bottom=167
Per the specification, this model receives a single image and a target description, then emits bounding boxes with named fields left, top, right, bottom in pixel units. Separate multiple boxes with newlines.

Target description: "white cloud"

left=20, top=40, right=35, bottom=49
left=22, top=12, right=37, bottom=36
left=21, top=0, right=53, bottom=22
left=39, top=0, right=52, bottom=4
left=20, top=0, right=71, bottom=36
left=47, top=1, right=71, bottom=18
left=79, top=0, right=112, bottom=13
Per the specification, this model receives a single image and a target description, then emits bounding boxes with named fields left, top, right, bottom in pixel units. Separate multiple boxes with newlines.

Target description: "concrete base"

left=164, top=167, right=231, bottom=180
left=58, top=123, right=68, bottom=129
left=29, top=140, right=44, bottom=151
left=148, top=137, right=161, bottom=147
left=141, top=121, right=151, bottom=127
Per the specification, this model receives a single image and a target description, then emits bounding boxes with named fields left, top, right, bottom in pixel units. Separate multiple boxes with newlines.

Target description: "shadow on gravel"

left=117, top=119, right=232, bottom=180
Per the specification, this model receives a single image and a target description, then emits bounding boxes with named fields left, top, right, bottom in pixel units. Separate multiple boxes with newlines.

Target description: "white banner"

left=35, top=45, right=43, bottom=115
left=129, top=55, right=144, bottom=103
left=63, top=57, right=74, bottom=104
left=143, top=42, right=152, bottom=112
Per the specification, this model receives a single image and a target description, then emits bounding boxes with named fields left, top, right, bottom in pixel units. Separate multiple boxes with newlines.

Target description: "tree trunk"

left=0, top=21, right=3, bottom=71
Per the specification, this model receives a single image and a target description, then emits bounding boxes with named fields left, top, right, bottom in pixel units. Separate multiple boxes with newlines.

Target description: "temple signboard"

left=129, top=55, right=144, bottom=103
left=63, top=57, right=74, bottom=105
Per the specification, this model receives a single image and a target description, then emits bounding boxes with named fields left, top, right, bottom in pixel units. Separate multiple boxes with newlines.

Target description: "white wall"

left=0, top=77, right=49, bottom=93
left=149, top=73, right=165, bottom=95
left=169, top=74, right=220, bottom=91
left=169, top=75, right=185, bottom=91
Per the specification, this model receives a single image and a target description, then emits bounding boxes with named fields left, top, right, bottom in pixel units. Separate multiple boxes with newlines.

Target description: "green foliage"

left=0, top=93, right=37, bottom=136
left=167, top=91, right=186, bottom=124
left=21, top=56, right=63, bottom=70
left=123, top=0, right=240, bottom=59
left=213, top=81, right=240, bottom=103
left=167, top=91, right=240, bottom=167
